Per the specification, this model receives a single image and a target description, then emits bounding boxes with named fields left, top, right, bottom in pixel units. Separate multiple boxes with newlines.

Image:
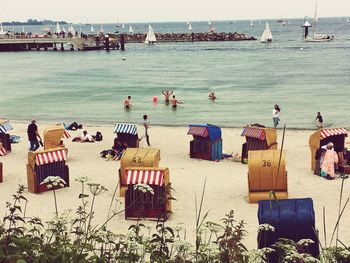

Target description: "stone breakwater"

left=124, top=32, right=256, bottom=43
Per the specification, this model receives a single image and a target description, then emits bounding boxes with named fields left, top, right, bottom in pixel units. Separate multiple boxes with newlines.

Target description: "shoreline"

left=4, top=119, right=332, bottom=131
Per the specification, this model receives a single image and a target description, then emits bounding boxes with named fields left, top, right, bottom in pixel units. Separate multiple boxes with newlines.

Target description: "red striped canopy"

left=126, top=169, right=164, bottom=186
left=187, top=126, right=208, bottom=137
left=320, top=128, right=348, bottom=140
left=320, top=128, right=347, bottom=139
left=241, top=127, right=266, bottom=140
left=35, top=149, right=67, bottom=166
left=63, top=130, right=71, bottom=139
left=0, top=146, right=7, bottom=156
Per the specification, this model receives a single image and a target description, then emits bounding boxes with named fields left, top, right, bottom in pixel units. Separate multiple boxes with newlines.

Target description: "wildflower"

left=297, top=239, right=315, bottom=247
left=88, top=183, right=108, bottom=196
left=75, top=176, right=89, bottom=183
left=133, top=184, right=154, bottom=195
left=40, top=176, right=66, bottom=189
left=258, top=223, right=275, bottom=233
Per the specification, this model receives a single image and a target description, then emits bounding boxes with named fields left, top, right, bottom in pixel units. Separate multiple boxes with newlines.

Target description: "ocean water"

left=1, top=18, right=350, bottom=128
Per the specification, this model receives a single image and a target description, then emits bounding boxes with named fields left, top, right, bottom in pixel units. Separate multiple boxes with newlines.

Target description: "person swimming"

left=209, top=92, right=216, bottom=100
left=171, top=95, right=183, bottom=109
left=124, top=96, right=132, bottom=109
left=162, top=90, right=173, bottom=104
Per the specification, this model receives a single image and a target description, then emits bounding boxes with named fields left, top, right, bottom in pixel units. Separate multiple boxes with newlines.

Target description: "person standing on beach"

left=124, top=96, right=132, bottom=109
left=321, top=142, right=338, bottom=180
left=142, top=114, right=151, bottom=146
left=162, top=90, right=173, bottom=104
left=272, top=104, right=281, bottom=128
left=27, top=120, right=42, bottom=151
left=315, top=112, right=323, bottom=128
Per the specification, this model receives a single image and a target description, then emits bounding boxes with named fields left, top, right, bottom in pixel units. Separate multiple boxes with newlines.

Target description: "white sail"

left=145, top=25, right=156, bottom=44
left=208, top=20, right=212, bottom=25
left=129, top=25, right=133, bottom=34
left=0, top=23, right=6, bottom=35
left=62, top=27, right=66, bottom=33
left=250, top=20, right=254, bottom=27
left=70, top=26, right=76, bottom=35
left=22, top=26, right=25, bottom=33
left=188, top=23, right=192, bottom=31
left=347, top=18, right=349, bottom=23
left=90, top=25, right=94, bottom=33
left=122, top=23, right=125, bottom=29
left=56, top=22, right=61, bottom=33
left=260, top=22, right=272, bottom=42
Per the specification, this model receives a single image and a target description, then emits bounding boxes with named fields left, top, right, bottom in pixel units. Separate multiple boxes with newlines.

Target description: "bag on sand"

left=95, top=132, right=103, bottom=141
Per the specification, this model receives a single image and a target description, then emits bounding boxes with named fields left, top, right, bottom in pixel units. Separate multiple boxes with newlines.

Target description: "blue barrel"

left=258, top=198, right=319, bottom=259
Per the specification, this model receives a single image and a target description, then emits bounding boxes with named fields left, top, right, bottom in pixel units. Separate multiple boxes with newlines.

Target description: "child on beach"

left=315, top=112, right=323, bottom=128
left=272, top=104, right=281, bottom=128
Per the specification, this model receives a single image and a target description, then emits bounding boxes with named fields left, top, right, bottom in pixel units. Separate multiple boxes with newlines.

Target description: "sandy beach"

left=1, top=121, right=350, bottom=248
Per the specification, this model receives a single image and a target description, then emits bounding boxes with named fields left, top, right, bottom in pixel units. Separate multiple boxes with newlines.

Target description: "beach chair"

left=43, top=125, right=65, bottom=150
left=27, top=147, right=69, bottom=193
left=247, top=150, right=288, bottom=203
left=309, top=128, right=349, bottom=174
left=0, top=119, right=13, bottom=152
left=258, top=198, right=319, bottom=261
left=241, top=126, right=277, bottom=163
left=0, top=162, right=3, bottom=183
left=187, top=124, right=222, bottom=161
left=114, top=123, right=139, bottom=148
left=124, top=167, right=171, bottom=220
left=119, top=148, right=160, bottom=197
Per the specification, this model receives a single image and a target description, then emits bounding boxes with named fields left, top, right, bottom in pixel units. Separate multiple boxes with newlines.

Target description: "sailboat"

left=260, top=22, right=272, bottom=43
left=305, top=1, right=333, bottom=42
left=250, top=20, right=254, bottom=27
left=208, top=20, right=215, bottom=32
left=0, top=23, right=6, bottom=35
left=144, top=25, right=156, bottom=44
left=56, top=22, right=61, bottom=33
left=188, top=23, right=192, bottom=32
left=90, top=25, right=94, bottom=33
left=129, top=25, right=133, bottom=34
left=347, top=18, right=349, bottom=23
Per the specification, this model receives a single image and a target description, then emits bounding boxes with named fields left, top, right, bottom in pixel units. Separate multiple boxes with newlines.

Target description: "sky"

left=0, top=0, right=349, bottom=23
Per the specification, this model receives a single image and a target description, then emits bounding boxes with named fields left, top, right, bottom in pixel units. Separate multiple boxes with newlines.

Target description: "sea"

left=1, top=18, right=350, bottom=129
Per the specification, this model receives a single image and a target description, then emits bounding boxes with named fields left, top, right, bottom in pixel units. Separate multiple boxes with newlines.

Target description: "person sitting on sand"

left=80, top=130, right=94, bottom=143
left=112, top=141, right=128, bottom=160
left=321, top=142, right=338, bottom=180
left=171, top=95, right=183, bottom=109
left=64, top=122, right=83, bottom=131
left=124, top=96, right=132, bottom=109
left=209, top=92, right=216, bottom=100
left=315, top=112, right=323, bottom=128
left=162, top=90, right=173, bottom=104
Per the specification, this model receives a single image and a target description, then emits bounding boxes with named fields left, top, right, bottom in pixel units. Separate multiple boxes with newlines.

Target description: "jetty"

left=125, top=32, right=256, bottom=43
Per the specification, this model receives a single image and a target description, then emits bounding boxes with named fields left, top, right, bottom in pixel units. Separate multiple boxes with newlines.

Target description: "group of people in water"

left=123, top=90, right=217, bottom=110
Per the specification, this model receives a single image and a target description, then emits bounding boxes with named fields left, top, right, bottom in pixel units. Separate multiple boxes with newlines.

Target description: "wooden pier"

left=0, top=35, right=122, bottom=52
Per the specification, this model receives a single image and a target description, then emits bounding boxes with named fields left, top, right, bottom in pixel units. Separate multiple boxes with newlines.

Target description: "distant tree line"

left=2, top=19, right=68, bottom=26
